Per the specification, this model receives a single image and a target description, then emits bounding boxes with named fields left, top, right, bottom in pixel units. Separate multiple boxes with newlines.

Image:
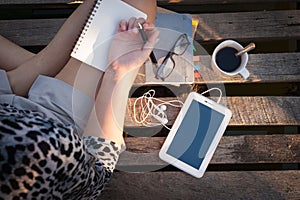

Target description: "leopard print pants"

left=0, top=104, right=122, bottom=199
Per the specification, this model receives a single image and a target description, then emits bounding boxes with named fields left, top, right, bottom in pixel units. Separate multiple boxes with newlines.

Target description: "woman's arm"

left=0, top=35, right=35, bottom=71
left=6, top=0, right=97, bottom=97
left=54, top=0, right=157, bottom=99
left=83, top=19, right=159, bottom=146
left=125, top=0, right=157, bottom=22
left=6, top=0, right=156, bottom=97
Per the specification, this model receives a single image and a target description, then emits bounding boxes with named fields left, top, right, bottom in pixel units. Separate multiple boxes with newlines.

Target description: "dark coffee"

left=216, top=47, right=241, bottom=72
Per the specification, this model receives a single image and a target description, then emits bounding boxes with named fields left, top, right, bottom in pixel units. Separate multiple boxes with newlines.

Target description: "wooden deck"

left=0, top=0, right=299, bottom=199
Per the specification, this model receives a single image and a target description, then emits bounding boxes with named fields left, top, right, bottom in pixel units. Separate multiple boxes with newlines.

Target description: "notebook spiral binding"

left=72, top=0, right=102, bottom=55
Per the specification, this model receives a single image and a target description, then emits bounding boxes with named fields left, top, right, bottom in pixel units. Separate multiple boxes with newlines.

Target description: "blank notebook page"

left=71, top=0, right=147, bottom=71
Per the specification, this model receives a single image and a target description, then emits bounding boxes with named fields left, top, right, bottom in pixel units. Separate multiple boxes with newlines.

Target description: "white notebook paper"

left=71, top=0, right=147, bottom=71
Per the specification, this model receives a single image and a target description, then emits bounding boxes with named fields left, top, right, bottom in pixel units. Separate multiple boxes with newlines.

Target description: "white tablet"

left=159, top=92, right=232, bottom=178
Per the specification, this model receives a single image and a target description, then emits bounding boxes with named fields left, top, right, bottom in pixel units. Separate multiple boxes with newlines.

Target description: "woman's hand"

left=107, top=17, right=159, bottom=81
left=83, top=18, right=158, bottom=145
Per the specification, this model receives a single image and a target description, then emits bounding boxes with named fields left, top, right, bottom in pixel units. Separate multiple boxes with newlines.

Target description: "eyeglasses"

left=155, top=33, right=191, bottom=81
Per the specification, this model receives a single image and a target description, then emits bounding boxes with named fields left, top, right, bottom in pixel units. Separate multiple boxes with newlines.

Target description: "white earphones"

left=133, top=88, right=222, bottom=129
left=133, top=90, right=183, bottom=129
left=160, top=104, right=167, bottom=111
left=151, top=104, right=168, bottom=124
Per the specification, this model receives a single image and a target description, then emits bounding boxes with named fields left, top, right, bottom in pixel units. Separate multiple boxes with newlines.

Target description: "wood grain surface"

left=101, top=171, right=300, bottom=200
left=0, top=0, right=299, bottom=5
left=115, top=135, right=300, bottom=169
left=125, top=96, right=300, bottom=127
left=1, top=10, right=299, bottom=45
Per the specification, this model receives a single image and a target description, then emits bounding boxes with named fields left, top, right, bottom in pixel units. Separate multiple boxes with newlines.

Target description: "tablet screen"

left=166, top=100, right=225, bottom=169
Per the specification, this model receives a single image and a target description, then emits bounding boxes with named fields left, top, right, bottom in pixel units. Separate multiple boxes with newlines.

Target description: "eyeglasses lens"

left=158, top=57, right=175, bottom=79
left=173, top=34, right=190, bottom=55
left=155, top=34, right=190, bottom=80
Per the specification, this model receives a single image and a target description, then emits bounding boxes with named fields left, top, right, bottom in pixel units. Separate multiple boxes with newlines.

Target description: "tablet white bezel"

left=159, top=92, right=232, bottom=178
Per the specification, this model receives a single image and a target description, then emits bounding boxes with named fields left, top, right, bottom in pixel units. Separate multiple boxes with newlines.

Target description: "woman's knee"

left=122, top=0, right=157, bottom=22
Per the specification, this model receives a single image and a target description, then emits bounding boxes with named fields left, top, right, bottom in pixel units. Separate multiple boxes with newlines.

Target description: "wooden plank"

left=116, top=135, right=300, bottom=169
left=193, top=10, right=300, bottom=42
left=226, top=96, right=300, bottom=126
left=125, top=96, right=300, bottom=127
left=0, top=18, right=63, bottom=46
left=157, top=0, right=300, bottom=4
left=195, top=53, right=300, bottom=83
left=1, top=10, right=299, bottom=46
left=158, top=2, right=298, bottom=15
left=135, top=53, right=300, bottom=84
left=0, top=0, right=73, bottom=4
left=100, top=171, right=300, bottom=200
left=0, top=0, right=298, bottom=5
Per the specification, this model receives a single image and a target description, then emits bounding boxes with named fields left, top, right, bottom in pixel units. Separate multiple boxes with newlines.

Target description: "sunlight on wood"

left=67, top=0, right=83, bottom=4
left=168, top=0, right=183, bottom=3
left=195, top=17, right=223, bottom=42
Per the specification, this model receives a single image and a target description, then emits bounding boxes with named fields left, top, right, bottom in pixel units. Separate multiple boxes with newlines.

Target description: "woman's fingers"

left=128, top=17, right=147, bottom=33
left=142, top=28, right=159, bottom=54
left=109, top=18, right=159, bottom=72
left=118, top=17, right=153, bottom=34
left=135, top=17, right=146, bottom=30
left=118, top=19, right=127, bottom=32
left=127, top=17, right=136, bottom=31
left=142, top=22, right=155, bottom=30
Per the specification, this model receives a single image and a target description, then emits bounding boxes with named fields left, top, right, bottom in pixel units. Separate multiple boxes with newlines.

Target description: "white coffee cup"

left=211, top=40, right=250, bottom=79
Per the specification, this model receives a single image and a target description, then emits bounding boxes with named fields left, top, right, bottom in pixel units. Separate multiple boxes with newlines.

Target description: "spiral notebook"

left=71, top=0, right=147, bottom=71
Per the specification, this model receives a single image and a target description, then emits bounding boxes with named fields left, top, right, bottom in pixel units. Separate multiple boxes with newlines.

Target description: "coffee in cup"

left=211, top=40, right=250, bottom=79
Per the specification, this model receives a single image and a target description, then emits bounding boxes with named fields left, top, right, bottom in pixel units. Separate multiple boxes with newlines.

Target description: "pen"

left=137, top=22, right=158, bottom=65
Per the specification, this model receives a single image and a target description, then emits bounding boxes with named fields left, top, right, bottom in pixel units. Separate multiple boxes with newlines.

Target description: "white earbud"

left=151, top=113, right=168, bottom=125
left=162, top=118, right=168, bottom=124
left=160, top=105, right=167, bottom=111
left=151, top=104, right=168, bottom=125
left=133, top=89, right=183, bottom=130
